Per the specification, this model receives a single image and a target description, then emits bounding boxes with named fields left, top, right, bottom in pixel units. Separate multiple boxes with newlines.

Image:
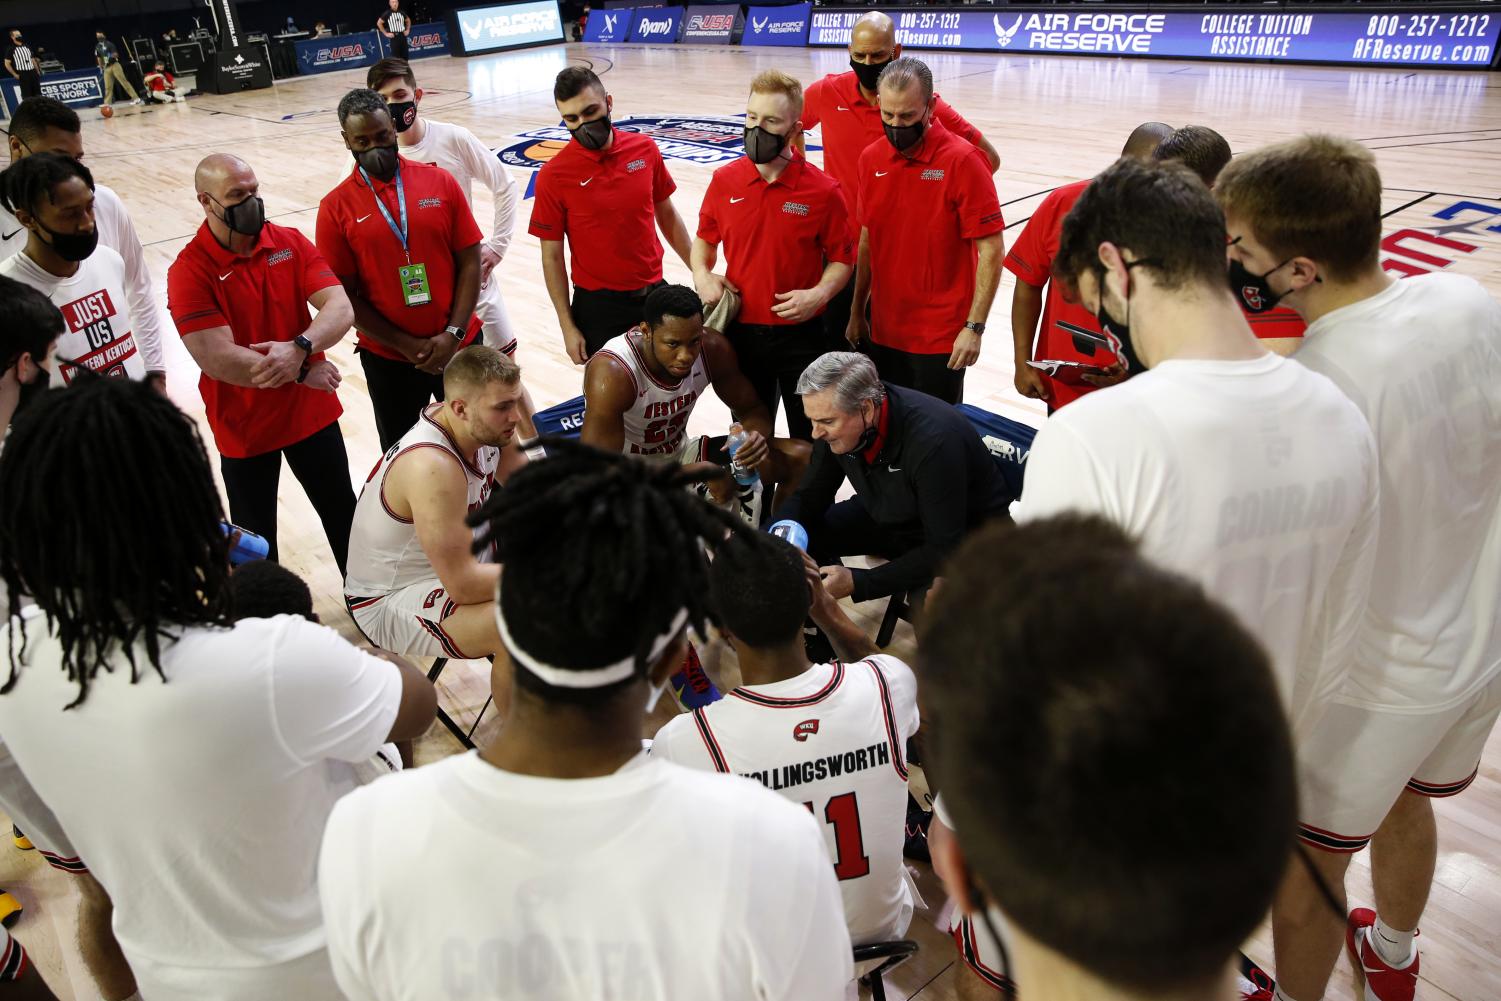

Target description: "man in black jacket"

left=778, top=351, right=1010, bottom=604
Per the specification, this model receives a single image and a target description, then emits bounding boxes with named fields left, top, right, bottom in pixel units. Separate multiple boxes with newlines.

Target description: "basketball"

left=100, top=105, right=113, bottom=118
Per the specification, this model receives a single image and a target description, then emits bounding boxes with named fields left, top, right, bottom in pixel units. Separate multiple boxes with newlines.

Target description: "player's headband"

left=494, top=603, right=689, bottom=689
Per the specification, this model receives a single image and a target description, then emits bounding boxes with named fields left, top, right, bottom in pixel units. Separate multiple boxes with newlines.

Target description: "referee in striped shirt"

left=4, top=30, right=39, bottom=99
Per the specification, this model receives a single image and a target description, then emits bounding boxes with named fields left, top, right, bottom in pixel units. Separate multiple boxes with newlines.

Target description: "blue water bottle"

left=222, top=522, right=270, bottom=566
left=768, top=519, right=809, bottom=551
left=725, top=423, right=760, bottom=488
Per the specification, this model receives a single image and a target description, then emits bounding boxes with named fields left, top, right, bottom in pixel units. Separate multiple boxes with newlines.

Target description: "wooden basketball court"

left=3, top=38, right=1500, bottom=1000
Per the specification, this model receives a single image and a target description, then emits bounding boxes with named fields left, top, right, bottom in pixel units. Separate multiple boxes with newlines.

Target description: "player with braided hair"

left=320, top=439, right=854, bottom=1001
left=0, top=376, right=436, bottom=1000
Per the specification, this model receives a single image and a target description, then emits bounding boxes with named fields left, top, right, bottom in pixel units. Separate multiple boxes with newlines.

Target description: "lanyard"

left=359, top=161, right=409, bottom=262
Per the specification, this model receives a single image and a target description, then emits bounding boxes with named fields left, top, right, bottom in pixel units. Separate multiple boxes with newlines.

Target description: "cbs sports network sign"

left=808, top=6, right=1500, bottom=68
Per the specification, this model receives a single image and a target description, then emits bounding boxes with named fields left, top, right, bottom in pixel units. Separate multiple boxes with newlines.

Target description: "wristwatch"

left=293, top=334, right=314, bottom=355
left=964, top=321, right=986, bottom=335
left=444, top=324, right=465, bottom=342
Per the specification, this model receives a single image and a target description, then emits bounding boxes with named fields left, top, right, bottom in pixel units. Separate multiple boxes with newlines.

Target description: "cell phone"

left=1027, top=359, right=1114, bottom=387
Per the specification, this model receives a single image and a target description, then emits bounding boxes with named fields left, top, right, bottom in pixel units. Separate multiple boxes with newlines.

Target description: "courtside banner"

left=585, top=8, right=636, bottom=41
left=404, top=22, right=451, bottom=58
left=296, top=31, right=381, bottom=74
left=630, top=7, right=684, bottom=42
left=449, top=1, right=565, bottom=55
left=807, top=7, right=1500, bottom=68
left=744, top=3, right=812, bottom=46
left=682, top=5, right=737, bottom=44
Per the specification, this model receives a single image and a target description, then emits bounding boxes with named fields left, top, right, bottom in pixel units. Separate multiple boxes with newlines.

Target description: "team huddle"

left=0, top=9, right=1499, bottom=1001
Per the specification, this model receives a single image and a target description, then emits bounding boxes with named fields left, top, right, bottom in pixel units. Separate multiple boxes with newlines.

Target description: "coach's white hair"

left=796, top=352, right=883, bottom=413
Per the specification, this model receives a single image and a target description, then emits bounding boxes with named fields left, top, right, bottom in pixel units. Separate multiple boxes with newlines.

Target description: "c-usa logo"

left=752, top=16, right=768, bottom=33
left=994, top=14, right=1022, bottom=47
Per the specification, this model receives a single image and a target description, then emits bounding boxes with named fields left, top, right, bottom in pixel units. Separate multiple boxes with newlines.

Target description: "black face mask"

left=354, top=144, right=399, bottom=181
left=743, top=124, right=788, bottom=165
left=853, top=396, right=884, bottom=456
left=849, top=57, right=887, bottom=92
left=34, top=218, right=98, bottom=263
left=1227, top=257, right=1294, bottom=314
left=13, top=363, right=50, bottom=420
left=883, top=117, right=926, bottom=154
left=388, top=100, right=418, bottom=134
left=1093, top=258, right=1160, bottom=375
left=571, top=116, right=612, bottom=151
left=211, top=193, right=265, bottom=239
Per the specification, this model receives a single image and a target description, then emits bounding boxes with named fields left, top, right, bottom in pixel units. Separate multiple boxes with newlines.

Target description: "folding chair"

left=854, top=939, right=919, bottom=1001
left=426, top=657, right=493, bottom=750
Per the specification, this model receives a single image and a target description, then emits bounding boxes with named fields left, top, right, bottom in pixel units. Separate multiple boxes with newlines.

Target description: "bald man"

left=167, top=154, right=359, bottom=573
left=1008, top=122, right=1172, bottom=412
left=802, top=11, right=1001, bottom=343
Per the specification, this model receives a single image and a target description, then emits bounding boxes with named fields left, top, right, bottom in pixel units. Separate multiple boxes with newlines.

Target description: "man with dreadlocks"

left=0, top=378, right=438, bottom=1001
left=320, top=440, right=853, bottom=999
left=345, top=343, right=526, bottom=663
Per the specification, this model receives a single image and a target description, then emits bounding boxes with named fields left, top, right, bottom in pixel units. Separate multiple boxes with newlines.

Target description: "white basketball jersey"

left=345, top=405, right=498, bottom=598
left=595, top=330, right=712, bottom=459
left=653, top=656, right=920, bottom=944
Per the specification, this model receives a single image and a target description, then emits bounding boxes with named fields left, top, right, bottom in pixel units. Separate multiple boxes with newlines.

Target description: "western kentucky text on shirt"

left=61, top=288, right=139, bottom=378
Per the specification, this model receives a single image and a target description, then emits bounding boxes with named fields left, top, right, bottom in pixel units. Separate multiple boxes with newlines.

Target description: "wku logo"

left=423, top=588, right=445, bottom=610
left=994, top=14, right=1022, bottom=46
left=793, top=719, right=820, bottom=742
left=1240, top=285, right=1264, bottom=310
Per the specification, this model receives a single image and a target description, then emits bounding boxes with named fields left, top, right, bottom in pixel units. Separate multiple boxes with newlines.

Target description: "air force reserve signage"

left=448, top=0, right=565, bottom=56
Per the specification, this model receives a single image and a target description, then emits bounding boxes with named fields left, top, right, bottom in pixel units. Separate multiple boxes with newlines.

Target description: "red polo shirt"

left=167, top=221, right=343, bottom=459
left=1006, top=179, right=1104, bottom=409
left=803, top=71, right=983, bottom=230
left=528, top=129, right=677, bottom=292
left=1245, top=305, right=1306, bottom=340
left=856, top=122, right=1004, bottom=355
left=315, top=157, right=483, bottom=362
left=697, top=153, right=853, bottom=326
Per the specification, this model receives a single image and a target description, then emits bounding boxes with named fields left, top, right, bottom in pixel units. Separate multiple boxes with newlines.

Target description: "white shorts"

left=1298, top=671, right=1501, bottom=853
left=347, top=580, right=480, bottom=660
left=475, top=274, right=518, bottom=355
left=949, top=907, right=1015, bottom=995
left=0, top=739, right=85, bottom=873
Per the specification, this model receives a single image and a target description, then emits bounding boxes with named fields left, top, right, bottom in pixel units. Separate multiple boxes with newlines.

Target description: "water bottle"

left=725, top=423, right=760, bottom=487
left=768, top=519, right=809, bottom=551
left=222, top=522, right=270, bottom=566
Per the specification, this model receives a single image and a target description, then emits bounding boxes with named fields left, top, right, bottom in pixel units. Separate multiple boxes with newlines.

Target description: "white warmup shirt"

left=1015, top=351, right=1380, bottom=741
left=319, top=752, right=853, bottom=1001
left=400, top=118, right=519, bottom=262
left=594, top=328, right=712, bottom=458
left=0, top=245, right=146, bottom=383
left=1295, top=273, right=1501, bottom=713
left=654, top=656, right=919, bottom=945
left=1, top=182, right=168, bottom=374
left=0, top=611, right=403, bottom=1001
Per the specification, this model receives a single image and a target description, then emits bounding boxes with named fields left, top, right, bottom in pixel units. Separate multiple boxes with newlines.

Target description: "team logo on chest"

left=921, top=168, right=945, bottom=181
left=793, top=719, right=820, bottom=742
left=267, top=249, right=294, bottom=266
left=782, top=201, right=811, bottom=217
left=418, top=197, right=444, bottom=209
left=626, top=158, right=648, bottom=173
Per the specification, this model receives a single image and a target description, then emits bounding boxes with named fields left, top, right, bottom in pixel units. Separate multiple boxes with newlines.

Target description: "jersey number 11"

left=804, top=792, right=871, bottom=881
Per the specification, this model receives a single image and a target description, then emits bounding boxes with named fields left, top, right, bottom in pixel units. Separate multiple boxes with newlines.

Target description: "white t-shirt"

left=1014, top=351, right=1380, bottom=741
left=319, top=751, right=853, bottom=1001
left=1, top=183, right=167, bottom=373
left=654, top=656, right=919, bottom=945
left=0, top=611, right=402, bottom=1001
left=401, top=118, right=519, bottom=260
left=0, top=244, right=146, bottom=383
left=1296, top=273, right=1501, bottom=713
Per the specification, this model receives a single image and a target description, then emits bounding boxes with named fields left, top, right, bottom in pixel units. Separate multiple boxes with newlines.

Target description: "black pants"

left=804, top=496, right=928, bottom=603
left=572, top=283, right=665, bottom=357
left=822, top=281, right=855, bottom=346
left=726, top=319, right=840, bottom=441
left=389, top=34, right=409, bottom=59
left=17, top=71, right=40, bottom=98
left=219, top=420, right=357, bottom=575
left=865, top=340, right=965, bottom=405
left=360, top=348, right=445, bottom=453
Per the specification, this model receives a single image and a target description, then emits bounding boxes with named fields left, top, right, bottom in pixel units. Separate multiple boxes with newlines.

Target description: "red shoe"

left=1347, top=907, right=1419, bottom=1001
left=1236, top=961, right=1275, bottom=1000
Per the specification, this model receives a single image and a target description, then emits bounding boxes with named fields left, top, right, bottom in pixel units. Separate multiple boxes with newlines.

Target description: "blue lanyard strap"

left=359, top=161, right=408, bottom=256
